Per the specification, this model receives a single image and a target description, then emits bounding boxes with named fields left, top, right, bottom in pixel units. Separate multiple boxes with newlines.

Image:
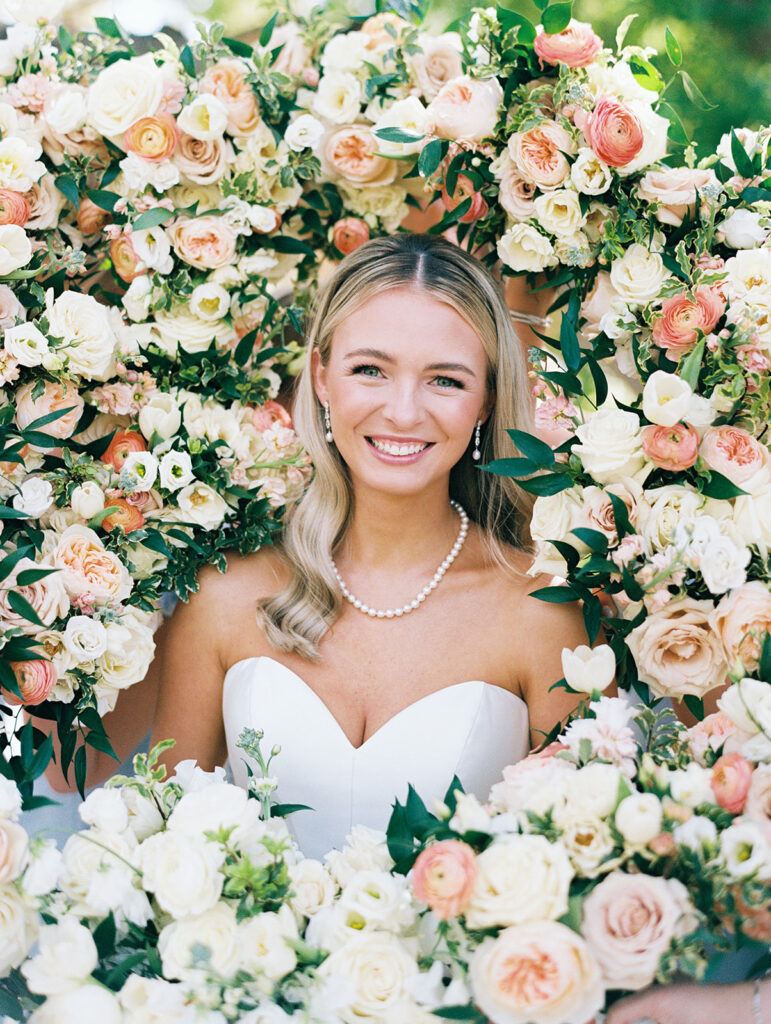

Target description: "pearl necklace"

left=331, top=501, right=469, bottom=619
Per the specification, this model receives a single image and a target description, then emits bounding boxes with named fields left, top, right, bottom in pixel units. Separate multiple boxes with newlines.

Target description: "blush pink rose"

left=76, top=196, right=111, bottom=236
left=426, top=74, right=503, bottom=145
left=172, top=134, right=229, bottom=185
left=0, top=819, right=28, bottom=883
left=6, top=659, right=57, bottom=706
left=641, top=423, right=699, bottom=471
left=709, top=582, right=771, bottom=673
left=534, top=19, right=603, bottom=68
left=269, top=22, right=312, bottom=76
left=412, top=840, right=478, bottom=920
left=168, top=215, right=238, bottom=270
left=699, top=425, right=771, bottom=491
left=687, top=712, right=741, bottom=765
left=584, top=96, right=643, bottom=168
left=52, top=524, right=132, bottom=605
left=199, top=60, right=260, bottom=136
left=332, top=217, right=370, bottom=256
left=637, top=168, right=718, bottom=226
left=652, top=286, right=727, bottom=355
left=0, top=557, right=70, bottom=632
left=15, top=380, right=85, bottom=439
left=123, top=114, right=179, bottom=161
left=509, top=120, right=574, bottom=187
left=441, top=173, right=488, bottom=222
left=711, top=753, right=752, bottom=814
left=496, top=159, right=536, bottom=218
left=323, top=126, right=397, bottom=186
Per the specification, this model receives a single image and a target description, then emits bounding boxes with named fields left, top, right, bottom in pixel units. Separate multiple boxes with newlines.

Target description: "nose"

left=382, top=378, right=424, bottom=430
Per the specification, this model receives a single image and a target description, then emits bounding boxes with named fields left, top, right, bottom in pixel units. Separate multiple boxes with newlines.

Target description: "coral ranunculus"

left=441, top=173, right=488, bottom=223
left=711, top=753, right=752, bottom=814
left=652, top=286, right=726, bottom=354
left=641, top=423, right=699, bottom=471
left=6, top=659, right=57, bottom=706
left=101, top=429, right=148, bottom=472
left=101, top=498, right=145, bottom=534
left=123, top=114, right=180, bottom=162
left=0, top=189, right=30, bottom=226
left=110, top=234, right=145, bottom=283
left=534, top=20, right=603, bottom=68
left=412, top=840, right=478, bottom=920
left=584, top=96, right=643, bottom=168
left=332, top=217, right=370, bottom=256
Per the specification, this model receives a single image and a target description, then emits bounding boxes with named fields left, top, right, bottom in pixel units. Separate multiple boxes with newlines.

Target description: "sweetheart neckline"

left=223, top=655, right=527, bottom=753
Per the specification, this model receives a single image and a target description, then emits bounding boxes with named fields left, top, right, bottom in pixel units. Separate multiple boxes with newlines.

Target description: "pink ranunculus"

left=441, top=173, right=488, bottom=223
left=641, top=422, right=699, bottom=472
left=709, top=582, right=771, bottom=674
left=168, top=215, right=238, bottom=271
left=412, top=839, right=478, bottom=920
left=687, top=712, right=741, bottom=765
left=584, top=96, right=643, bottom=168
left=509, top=120, right=574, bottom=188
left=426, top=74, right=503, bottom=145
left=199, top=59, right=261, bottom=136
left=14, top=380, right=85, bottom=439
left=652, top=286, right=727, bottom=355
left=251, top=400, right=293, bottom=432
left=6, top=659, right=57, bottom=706
left=711, top=753, right=752, bottom=814
left=700, top=425, right=771, bottom=492
left=323, top=126, right=397, bottom=187
left=332, top=217, right=370, bottom=256
left=637, top=167, right=718, bottom=227
left=534, top=19, right=603, bottom=68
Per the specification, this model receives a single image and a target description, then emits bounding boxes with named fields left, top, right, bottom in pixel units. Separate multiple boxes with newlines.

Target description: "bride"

left=143, top=233, right=586, bottom=857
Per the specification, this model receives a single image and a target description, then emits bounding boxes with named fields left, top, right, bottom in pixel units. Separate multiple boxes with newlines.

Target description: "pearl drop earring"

left=324, top=402, right=333, bottom=443
left=473, top=420, right=482, bottom=461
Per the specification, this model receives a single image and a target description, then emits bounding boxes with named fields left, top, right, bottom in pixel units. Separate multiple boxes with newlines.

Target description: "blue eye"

left=434, top=375, right=464, bottom=389
left=352, top=364, right=382, bottom=377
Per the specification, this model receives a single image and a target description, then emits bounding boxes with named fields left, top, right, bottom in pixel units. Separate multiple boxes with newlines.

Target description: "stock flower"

left=412, top=840, right=478, bottom=919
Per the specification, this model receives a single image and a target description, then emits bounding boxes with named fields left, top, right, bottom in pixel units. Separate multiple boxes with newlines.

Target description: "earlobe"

left=482, top=388, right=496, bottom=423
left=311, top=347, right=328, bottom=405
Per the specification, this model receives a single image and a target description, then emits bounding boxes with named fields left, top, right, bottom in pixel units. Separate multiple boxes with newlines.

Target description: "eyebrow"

left=344, top=348, right=477, bottom=376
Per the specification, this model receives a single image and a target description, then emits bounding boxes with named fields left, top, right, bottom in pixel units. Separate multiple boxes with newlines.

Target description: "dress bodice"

left=222, top=656, right=530, bottom=860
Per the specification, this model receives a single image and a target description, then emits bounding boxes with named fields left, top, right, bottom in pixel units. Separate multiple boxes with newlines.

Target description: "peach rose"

left=626, top=596, right=728, bottom=699
left=641, top=423, right=699, bottom=471
left=581, top=872, right=695, bottom=990
left=110, top=234, right=145, bottom=284
left=101, top=429, right=148, bottom=472
left=426, top=74, right=503, bottom=145
left=6, top=659, right=57, bottom=706
left=0, top=819, right=28, bottom=883
left=0, top=190, right=30, bottom=227
left=700, top=425, right=771, bottom=493
left=361, top=12, right=410, bottom=50
left=251, top=400, right=292, bottom=432
left=102, top=497, right=145, bottom=534
left=15, top=380, right=84, bottom=439
left=412, top=840, right=478, bottom=920
left=168, top=215, right=237, bottom=270
left=332, top=217, right=370, bottom=256
left=584, top=96, right=643, bottom=168
left=172, top=134, right=229, bottom=186
left=687, top=712, right=741, bottom=765
left=711, top=753, right=752, bottom=814
left=123, top=113, right=179, bottom=162
left=509, top=120, right=574, bottom=188
left=441, top=173, right=488, bottom=222
left=323, top=126, right=397, bottom=186
left=745, top=764, right=771, bottom=827
left=534, top=20, right=603, bottom=68
left=52, top=524, right=132, bottom=605
left=709, top=582, right=771, bottom=673
left=637, top=167, right=718, bottom=227
left=24, top=177, right=64, bottom=231
left=199, top=60, right=261, bottom=136
left=469, top=921, right=603, bottom=1024
left=76, top=196, right=111, bottom=236
left=0, top=557, right=69, bottom=632
left=652, top=286, right=726, bottom=355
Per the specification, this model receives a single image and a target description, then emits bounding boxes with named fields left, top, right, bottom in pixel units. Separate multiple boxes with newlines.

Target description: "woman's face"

left=313, top=286, right=492, bottom=499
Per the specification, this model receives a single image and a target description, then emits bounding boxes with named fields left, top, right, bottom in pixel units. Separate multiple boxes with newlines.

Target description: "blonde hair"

left=257, top=234, right=535, bottom=659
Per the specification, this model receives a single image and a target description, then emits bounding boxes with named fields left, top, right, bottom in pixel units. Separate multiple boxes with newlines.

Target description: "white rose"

left=119, top=974, right=192, bottom=1021
left=614, top=793, right=662, bottom=845
left=313, top=71, right=362, bottom=124
left=638, top=484, right=704, bottom=551
left=12, top=476, right=53, bottom=518
left=719, top=209, right=769, bottom=249
left=47, top=291, right=116, bottom=381
left=158, top=450, right=194, bottom=491
left=0, top=224, right=32, bottom=276
left=724, top=248, right=771, bottom=302
left=131, top=225, right=173, bottom=275
left=138, top=392, right=181, bottom=442
left=122, top=451, right=159, bottom=492
left=78, top=787, right=129, bottom=834
left=317, top=931, right=418, bottom=1024
left=119, top=154, right=179, bottom=194
left=121, top=275, right=152, bottom=322
left=497, top=223, right=557, bottom=272
left=178, top=94, right=229, bottom=141
left=610, top=243, right=669, bottom=305
left=410, top=32, right=463, bottom=101
left=63, top=615, right=108, bottom=663
left=324, top=824, right=393, bottom=887
left=669, top=762, right=715, bottom=808
left=720, top=820, right=771, bottom=879
left=288, top=858, right=336, bottom=917
left=573, top=408, right=646, bottom=484
left=70, top=481, right=105, bottom=520
left=673, top=815, right=718, bottom=851
left=167, top=781, right=249, bottom=837
left=285, top=113, right=325, bottom=152
left=568, top=764, right=623, bottom=819
left=0, top=882, right=38, bottom=974
left=0, top=136, right=44, bottom=192
left=97, top=607, right=157, bottom=691
left=718, top=678, right=771, bottom=740
left=571, top=147, right=612, bottom=194
left=561, top=643, right=615, bottom=693
left=27, top=986, right=122, bottom=1024
left=137, top=830, right=225, bottom=918
left=159, top=902, right=240, bottom=981
left=239, top=904, right=299, bottom=980
left=533, top=188, right=586, bottom=237
left=43, top=84, right=88, bottom=135
left=22, top=918, right=98, bottom=996
left=732, top=486, right=771, bottom=558
left=153, top=303, right=237, bottom=356
left=189, top=281, right=230, bottom=322
left=465, top=835, right=573, bottom=928
left=4, top=322, right=48, bottom=367
left=87, top=54, right=165, bottom=137
left=529, top=487, right=589, bottom=575
left=176, top=481, right=231, bottom=530
left=619, top=101, right=669, bottom=176
left=642, top=370, right=693, bottom=427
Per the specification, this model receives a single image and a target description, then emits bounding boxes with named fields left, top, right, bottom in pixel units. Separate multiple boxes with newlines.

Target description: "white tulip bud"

left=560, top=643, right=615, bottom=693
left=70, top=481, right=105, bottom=520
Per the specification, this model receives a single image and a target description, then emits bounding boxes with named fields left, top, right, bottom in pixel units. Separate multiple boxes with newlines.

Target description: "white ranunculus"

left=70, top=481, right=105, bottom=520
left=317, top=931, right=419, bottom=1024
left=718, top=208, right=769, bottom=249
left=189, top=281, right=230, bottom=322
left=313, top=71, right=362, bottom=124
left=137, top=830, right=225, bottom=918
left=719, top=820, right=771, bottom=879
left=21, top=918, right=98, bottom=996
left=285, top=112, right=325, bottom=152
left=138, top=392, right=181, bottom=443
left=288, top=858, right=336, bottom=917
left=673, top=814, right=718, bottom=851
left=642, top=370, right=693, bottom=427
left=0, top=224, right=32, bottom=275
left=46, top=291, right=116, bottom=381
left=121, top=275, right=152, bottom=322
left=63, top=615, right=108, bottom=663
left=239, top=904, right=299, bottom=980
left=177, top=93, right=229, bottom=141
left=159, top=902, right=240, bottom=982
left=561, top=643, right=615, bottom=694
left=610, top=243, right=670, bottom=306
left=121, top=451, right=159, bottom=492
left=669, top=762, right=715, bottom=808
left=4, top=322, right=48, bottom=367
left=573, top=409, right=646, bottom=484
left=533, top=188, right=586, bottom=238
left=615, top=793, right=663, bottom=846
left=497, top=223, right=557, bottom=273
left=158, top=449, right=194, bottom=491
left=27, top=985, right=122, bottom=1024
left=78, top=787, right=129, bottom=834
left=571, top=147, right=612, bottom=195
left=12, top=476, right=53, bottom=518
left=176, top=481, right=231, bottom=530
left=87, top=53, right=165, bottom=137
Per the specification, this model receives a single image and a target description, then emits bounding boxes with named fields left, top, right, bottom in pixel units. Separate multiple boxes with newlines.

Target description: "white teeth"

left=370, top=439, right=428, bottom=456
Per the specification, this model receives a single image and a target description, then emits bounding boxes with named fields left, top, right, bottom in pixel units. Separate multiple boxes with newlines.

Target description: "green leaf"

left=541, top=3, right=573, bottom=35
left=679, top=336, right=705, bottom=390
left=27, top=734, right=53, bottom=781
left=74, top=745, right=87, bottom=798
left=386, top=801, right=416, bottom=871
left=15, top=567, right=58, bottom=586
left=85, top=730, right=118, bottom=759
left=418, top=137, right=445, bottom=179
left=0, top=544, right=34, bottom=585
left=629, top=56, right=663, bottom=92
left=699, top=471, right=747, bottom=500
left=608, top=492, right=632, bottom=540
left=482, top=457, right=537, bottom=477
left=664, top=26, right=682, bottom=66
left=55, top=174, right=79, bottom=206
left=730, top=129, right=756, bottom=178
left=570, top=527, right=608, bottom=553
left=8, top=590, right=45, bottom=628
left=582, top=596, right=602, bottom=645
left=179, top=44, right=195, bottom=77
left=586, top=357, right=608, bottom=407
left=516, top=473, right=573, bottom=496
left=740, top=186, right=771, bottom=203
left=374, top=127, right=424, bottom=144
left=93, top=913, right=117, bottom=960
left=496, top=7, right=537, bottom=45
left=58, top=24, right=74, bottom=54
left=658, top=100, right=690, bottom=146
left=759, top=633, right=771, bottom=684
left=559, top=892, right=583, bottom=933
left=224, top=36, right=253, bottom=58
left=560, top=307, right=581, bottom=373
left=506, top=428, right=555, bottom=466
left=259, top=11, right=278, bottom=47
left=531, top=585, right=579, bottom=603
left=434, top=1008, right=485, bottom=1022
left=683, top=695, right=705, bottom=721
left=679, top=71, right=717, bottom=111
left=270, top=236, right=316, bottom=256
left=86, top=189, right=119, bottom=212
left=95, top=16, right=122, bottom=37
left=271, top=802, right=313, bottom=817
left=132, top=207, right=174, bottom=231
left=234, top=327, right=259, bottom=367
left=87, top=505, right=121, bottom=529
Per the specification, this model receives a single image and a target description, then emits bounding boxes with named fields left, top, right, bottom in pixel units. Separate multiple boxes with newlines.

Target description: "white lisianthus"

left=158, top=449, right=194, bottom=491
left=724, top=248, right=771, bottom=302
left=4, top=322, right=48, bottom=367
left=0, top=224, right=32, bottom=276
left=189, top=282, right=230, bottom=322
left=571, top=147, right=612, bottom=194
left=285, top=113, right=325, bottom=152
left=121, top=275, right=153, bottom=322
left=78, top=787, right=129, bottom=834
left=121, top=450, right=159, bottom=492
left=159, top=902, right=240, bottom=982
left=313, top=71, right=362, bottom=124
left=573, top=409, right=646, bottom=484
left=130, top=225, right=173, bottom=276
left=615, top=793, right=663, bottom=846
left=176, top=481, right=231, bottom=529
left=63, top=615, right=108, bottom=663
left=70, top=481, right=105, bottom=520
left=177, top=94, right=229, bottom=141
left=669, top=762, right=715, bottom=808
left=22, top=840, right=62, bottom=897
left=673, top=815, right=718, bottom=851
left=0, top=136, right=44, bottom=192
left=239, top=905, right=299, bottom=980
left=12, top=476, right=53, bottom=518
left=288, top=858, right=336, bottom=917
left=339, top=870, right=413, bottom=931
left=642, top=370, right=693, bottom=427
left=718, top=208, right=769, bottom=249
left=46, top=291, right=116, bottom=381
left=561, top=644, right=615, bottom=694
left=21, top=918, right=98, bottom=996
left=87, top=53, right=165, bottom=137
left=719, top=820, right=771, bottom=879
left=324, top=825, right=393, bottom=888
left=138, top=392, right=181, bottom=443
left=555, top=805, right=616, bottom=877
left=610, top=243, right=669, bottom=305
left=497, top=223, right=557, bottom=272
left=138, top=830, right=225, bottom=918
left=533, top=189, right=586, bottom=237
left=698, top=535, right=750, bottom=595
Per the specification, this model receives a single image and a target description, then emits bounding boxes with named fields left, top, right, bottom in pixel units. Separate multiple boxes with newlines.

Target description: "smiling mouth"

left=366, top=438, right=433, bottom=457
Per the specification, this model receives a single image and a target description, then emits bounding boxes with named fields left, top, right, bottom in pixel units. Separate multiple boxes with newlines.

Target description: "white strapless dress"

left=223, top=656, right=529, bottom=860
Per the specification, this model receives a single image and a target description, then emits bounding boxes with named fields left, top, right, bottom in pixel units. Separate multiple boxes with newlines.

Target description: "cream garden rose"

left=426, top=74, right=503, bottom=144
left=317, top=931, right=418, bottom=1024
left=46, top=291, right=116, bottom=381
left=52, top=525, right=132, bottom=606
left=87, top=54, right=165, bottom=138
left=497, top=223, right=557, bottom=273
left=138, top=831, right=225, bottom=919
left=610, top=243, right=669, bottom=305
left=573, top=409, right=646, bottom=484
